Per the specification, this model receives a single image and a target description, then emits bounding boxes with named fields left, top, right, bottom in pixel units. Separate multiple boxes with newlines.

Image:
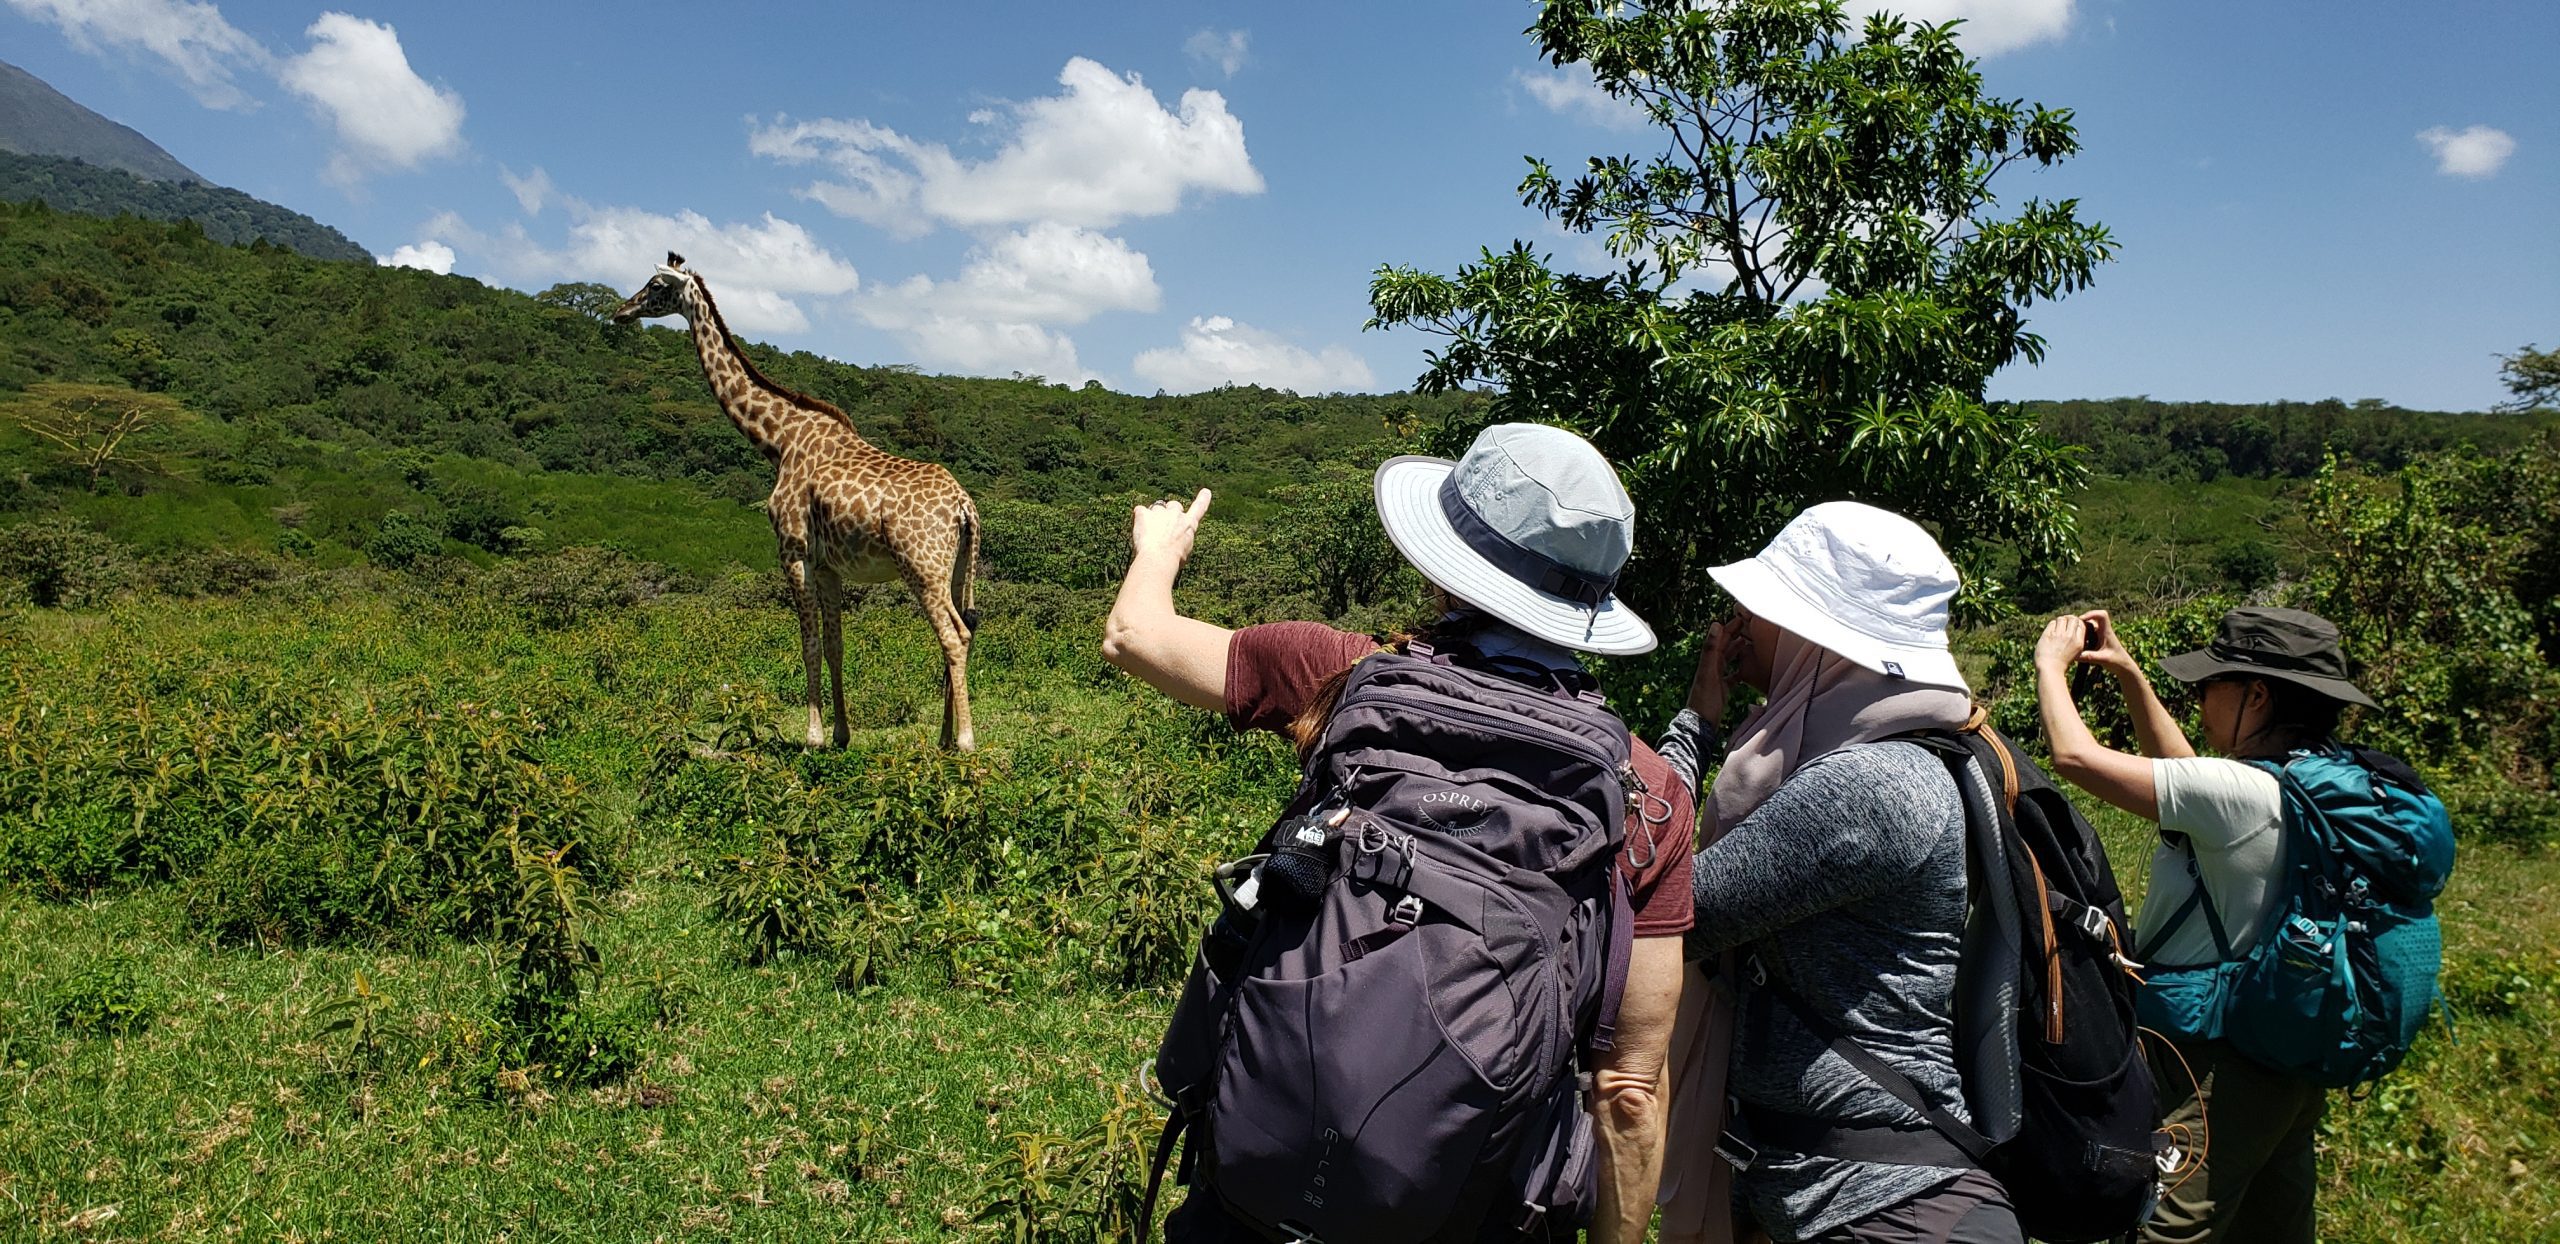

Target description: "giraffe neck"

left=681, top=279, right=849, bottom=461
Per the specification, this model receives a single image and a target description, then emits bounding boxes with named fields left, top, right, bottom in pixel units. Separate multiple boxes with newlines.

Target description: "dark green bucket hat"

left=2159, top=606, right=2377, bottom=708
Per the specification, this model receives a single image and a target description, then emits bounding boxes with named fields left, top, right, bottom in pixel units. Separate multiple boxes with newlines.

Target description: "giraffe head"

left=612, top=252, right=699, bottom=323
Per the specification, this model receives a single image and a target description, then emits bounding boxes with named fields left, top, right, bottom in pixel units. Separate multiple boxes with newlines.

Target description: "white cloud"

left=278, top=13, right=465, bottom=184
left=1842, top=0, right=2074, bottom=56
left=852, top=224, right=1159, bottom=385
left=1186, top=28, right=1249, bottom=78
left=377, top=240, right=454, bottom=274
left=1515, top=69, right=1648, bottom=132
left=863, top=223, right=1159, bottom=328
left=430, top=201, right=859, bottom=337
left=873, top=315, right=1095, bottom=385
left=750, top=57, right=1263, bottom=234
left=2417, top=125, right=2516, bottom=179
left=501, top=165, right=554, bottom=215
left=1132, top=316, right=1376, bottom=394
left=4, top=0, right=267, bottom=108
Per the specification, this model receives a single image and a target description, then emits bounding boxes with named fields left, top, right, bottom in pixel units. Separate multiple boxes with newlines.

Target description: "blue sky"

left=5, top=1, right=2552, bottom=409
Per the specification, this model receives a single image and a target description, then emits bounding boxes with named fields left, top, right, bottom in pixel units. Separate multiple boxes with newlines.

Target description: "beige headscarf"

left=1656, top=628, right=1972, bottom=1244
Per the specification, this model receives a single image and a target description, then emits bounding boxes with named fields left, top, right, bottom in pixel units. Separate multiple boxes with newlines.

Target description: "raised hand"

left=2033, top=613, right=2091, bottom=676
left=1687, top=615, right=1747, bottom=722
left=2075, top=609, right=2138, bottom=676
left=1130, top=488, right=1213, bottom=565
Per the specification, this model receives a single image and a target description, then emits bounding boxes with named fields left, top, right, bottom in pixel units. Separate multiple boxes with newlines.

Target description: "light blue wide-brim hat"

left=1372, top=423, right=1657, bottom=656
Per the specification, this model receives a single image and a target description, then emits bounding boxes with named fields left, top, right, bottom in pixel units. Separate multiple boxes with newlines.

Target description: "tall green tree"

left=1369, top=0, right=2114, bottom=634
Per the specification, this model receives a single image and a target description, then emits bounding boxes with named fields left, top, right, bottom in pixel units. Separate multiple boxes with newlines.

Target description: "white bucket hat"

left=1373, top=423, right=1657, bottom=656
left=1708, top=501, right=1967, bottom=689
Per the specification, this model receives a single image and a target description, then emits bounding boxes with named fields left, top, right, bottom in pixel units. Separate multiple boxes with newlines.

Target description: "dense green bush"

left=45, top=960, right=156, bottom=1037
left=680, top=698, right=1289, bottom=989
left=2298, top=456, right=2560, bottom=838
left=0, top=514, right=132, bottom=607
left=0, top=644, right=610, bottom=942
left=489, top=544, right=669, bottom=628
left=363, top=509, right=444, bottom=568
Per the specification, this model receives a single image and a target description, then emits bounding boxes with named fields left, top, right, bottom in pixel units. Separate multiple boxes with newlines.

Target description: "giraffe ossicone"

left=615, top=259, right=982, bottom=751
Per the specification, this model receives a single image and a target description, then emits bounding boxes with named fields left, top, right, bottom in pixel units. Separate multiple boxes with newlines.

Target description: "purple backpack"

left=1144, top=643, right=1637, bottom=1243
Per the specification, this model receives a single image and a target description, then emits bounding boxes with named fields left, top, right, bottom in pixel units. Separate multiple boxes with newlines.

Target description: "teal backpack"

left=2135, top=746, right=2456, bottom=1089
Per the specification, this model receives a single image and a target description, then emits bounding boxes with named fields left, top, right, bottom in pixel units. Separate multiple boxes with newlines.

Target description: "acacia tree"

left=1369, top=0, right=2114, bottom=636
left=6, top=383, right=190, bottom=490
left=2496, top=342, right=2557, bottom=412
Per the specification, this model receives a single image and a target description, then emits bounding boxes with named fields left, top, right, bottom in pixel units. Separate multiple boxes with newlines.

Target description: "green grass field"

left=2, top=588, right=2554, bottom=1242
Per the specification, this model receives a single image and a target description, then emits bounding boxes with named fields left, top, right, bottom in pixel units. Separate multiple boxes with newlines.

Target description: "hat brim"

left=2158, top=649, right=2379, bottom=709
left=1707, top=556, right=1969, bottom=691
left=1373, top=456, right=1657, bottom=656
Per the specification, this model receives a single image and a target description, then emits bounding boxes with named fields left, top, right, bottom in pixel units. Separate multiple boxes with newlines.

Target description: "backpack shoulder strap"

left=1744, top=961, right=1994, bottom=1169
left=1407, top=637, right=1605, bottom=704
left=2132, top=845, right=2235, bottom=964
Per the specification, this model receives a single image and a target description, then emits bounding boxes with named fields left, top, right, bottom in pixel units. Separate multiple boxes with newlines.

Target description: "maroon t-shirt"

left=1224, top=621, right=1697, bottom=938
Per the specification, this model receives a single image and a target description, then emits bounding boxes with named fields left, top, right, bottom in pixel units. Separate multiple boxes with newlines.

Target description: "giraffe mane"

left=687, top=273, right=861, bottom=432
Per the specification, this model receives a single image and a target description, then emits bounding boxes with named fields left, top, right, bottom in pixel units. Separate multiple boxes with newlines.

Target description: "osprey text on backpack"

left=2137, top=746, right=2456, bottom=1089
left=1143, top=643, right=1636, bottom=1244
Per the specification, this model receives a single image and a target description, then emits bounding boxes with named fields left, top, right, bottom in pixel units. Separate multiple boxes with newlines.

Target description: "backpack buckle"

left=1745, top=954, right=1769, bottom=988
left=1389, top=894, right=1425, bottom=928
left=2080, top=905, right=2110, bottom=941
left=1349, top=826, right=1414, bottom=890
left=1714, top=1130, right=1758, bottom=1171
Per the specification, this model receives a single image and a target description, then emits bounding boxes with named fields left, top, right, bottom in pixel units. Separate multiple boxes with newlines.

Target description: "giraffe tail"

left=952, top=505, right=980, bottom=636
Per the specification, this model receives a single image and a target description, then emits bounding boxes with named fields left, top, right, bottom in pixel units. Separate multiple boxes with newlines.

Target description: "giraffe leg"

left=941, top=611, right=974, bottom=752
left=816, top=566, right=850, bottom=748
left=781, top=553, right=826, bottom=749
left=899, top=559, right=975, bottom=752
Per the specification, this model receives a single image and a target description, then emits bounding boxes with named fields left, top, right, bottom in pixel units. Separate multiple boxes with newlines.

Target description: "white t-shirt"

left=2134, top=757, right=2288, bottom=966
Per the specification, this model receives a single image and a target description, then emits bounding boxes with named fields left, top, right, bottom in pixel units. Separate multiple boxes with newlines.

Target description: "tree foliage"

left=2034, top=396, right=2557, bottom=483
left=2, top=381, right=190, bottom=489
left=1369, top=0, right=2114, bottom=629
left=2498, top=342, right=2559, bottom=413
left=0, top=151, right=371, bottom=262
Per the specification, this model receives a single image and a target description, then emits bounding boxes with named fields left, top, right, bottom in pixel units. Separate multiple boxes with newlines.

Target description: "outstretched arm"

left=2034, top=614, right=2160, bottom=820
left=1100, top=490, right=1232, bottom=710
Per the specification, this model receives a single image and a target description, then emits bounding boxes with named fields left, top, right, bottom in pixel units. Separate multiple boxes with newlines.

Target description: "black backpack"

left=1742, top=719, right=2165, bottom=1244
left=1142, top=642, right=1636, bottom=1243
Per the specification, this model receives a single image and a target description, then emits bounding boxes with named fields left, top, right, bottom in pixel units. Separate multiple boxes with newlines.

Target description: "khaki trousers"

left=2143, top=1036, right=2327, bottom=1244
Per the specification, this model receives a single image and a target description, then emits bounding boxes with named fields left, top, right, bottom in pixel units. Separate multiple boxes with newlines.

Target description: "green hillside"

left=0, top=59, right=200, bottom=183
left=0, top=151, right=371, bottom=262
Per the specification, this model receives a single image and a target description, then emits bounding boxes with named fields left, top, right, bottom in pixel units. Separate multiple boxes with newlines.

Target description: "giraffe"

left=614, top=253, right=981, bottom=751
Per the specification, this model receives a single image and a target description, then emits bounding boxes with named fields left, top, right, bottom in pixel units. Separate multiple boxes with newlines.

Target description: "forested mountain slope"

left=0, top=59, right=200, bottom=183
left=0, top=151, right=371, bottom=262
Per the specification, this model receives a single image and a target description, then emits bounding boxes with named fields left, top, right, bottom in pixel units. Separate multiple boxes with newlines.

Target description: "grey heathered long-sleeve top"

left=1662, top=710, right=1970, bottom=1243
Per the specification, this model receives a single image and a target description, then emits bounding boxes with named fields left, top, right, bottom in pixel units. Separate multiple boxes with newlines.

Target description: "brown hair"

left=1284, top=637, right=1406, bottom=762
left=1283, top=594, right=1481, bottom=760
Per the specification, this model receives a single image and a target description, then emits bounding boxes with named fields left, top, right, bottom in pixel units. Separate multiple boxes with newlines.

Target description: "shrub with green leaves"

left=47, top=960, right=155, bottom=1036
left=2299, top=456, right=2560, bottom=839
left=489, top=544, right=668, bottom=629
left=0, top=514, right=134, bottom=607
left=364, top=508, right=444, bottom=568
left=1, top=636, right=610, bottom=941
left=967, top=1084, right=1161, bottom=1242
